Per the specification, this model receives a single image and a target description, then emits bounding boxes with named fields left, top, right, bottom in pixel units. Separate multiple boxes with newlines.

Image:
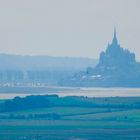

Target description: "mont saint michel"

left=60, top=29, right=140, bottom=87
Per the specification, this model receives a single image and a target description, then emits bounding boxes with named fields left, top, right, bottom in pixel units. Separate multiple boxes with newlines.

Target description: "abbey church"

left=60, top=29, right=140, bottom=87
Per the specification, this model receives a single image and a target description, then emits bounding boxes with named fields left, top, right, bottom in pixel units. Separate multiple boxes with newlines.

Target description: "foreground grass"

left=0, top=107, right=140, bottom=140
left=0, top=96, right=140, bottom=140
left=0, top=119, right=140, bottom=140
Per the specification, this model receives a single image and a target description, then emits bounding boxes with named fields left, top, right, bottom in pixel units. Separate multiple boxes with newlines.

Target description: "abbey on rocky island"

left=60, top=29, right=140, bottom=87
left=98, top=29, right=136, bottom=69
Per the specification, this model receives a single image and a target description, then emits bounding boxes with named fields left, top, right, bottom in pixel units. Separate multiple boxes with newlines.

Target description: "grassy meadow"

left=0, top=96, right=140, bottom=140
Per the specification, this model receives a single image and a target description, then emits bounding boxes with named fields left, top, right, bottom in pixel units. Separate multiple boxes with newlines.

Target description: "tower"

left=112, top=27, right=118, bottom=46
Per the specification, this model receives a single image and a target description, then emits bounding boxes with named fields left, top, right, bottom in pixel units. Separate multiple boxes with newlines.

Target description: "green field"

left=0, top=99, right=6, bottom=104
left=0, top=119, right=140, bottom=140
left=0, top=108, right=140, bottom=140
left=0, top=97, right=140, bottom=140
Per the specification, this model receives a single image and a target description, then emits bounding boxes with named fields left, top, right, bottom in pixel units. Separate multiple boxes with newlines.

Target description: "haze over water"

left=1, top=88, right=140, bottom=99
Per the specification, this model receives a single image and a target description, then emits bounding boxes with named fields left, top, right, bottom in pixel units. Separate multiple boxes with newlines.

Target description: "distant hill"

left=0, top=54, right=97, bottom=70
left=0, top=54, right=97, bottom=85
left=59, top=29, right=140, bottom=87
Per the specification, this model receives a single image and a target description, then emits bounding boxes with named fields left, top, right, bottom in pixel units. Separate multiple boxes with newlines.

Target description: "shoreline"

left=0, top=87, right=140, bottom=99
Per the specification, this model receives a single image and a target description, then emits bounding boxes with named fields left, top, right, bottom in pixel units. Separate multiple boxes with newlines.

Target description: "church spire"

left=112, top=27, right=118, bottom=45
left=114, top=27, right=117, bottom=39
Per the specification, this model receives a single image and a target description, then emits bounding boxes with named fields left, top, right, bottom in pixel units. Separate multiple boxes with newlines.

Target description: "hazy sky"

left=0, top=0, right=140, bottom=60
